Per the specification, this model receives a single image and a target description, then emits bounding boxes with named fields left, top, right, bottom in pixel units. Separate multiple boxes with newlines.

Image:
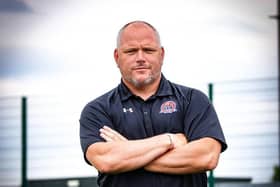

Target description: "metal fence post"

left=208, top=83, right=215, bottom=187
left=269, top=0, right=280, bottom=172
left=21, top=97, right=28, bottom=187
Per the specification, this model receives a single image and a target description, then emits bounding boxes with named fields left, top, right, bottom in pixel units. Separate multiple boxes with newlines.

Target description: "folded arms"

left=86, top=126, right=221, bottom=174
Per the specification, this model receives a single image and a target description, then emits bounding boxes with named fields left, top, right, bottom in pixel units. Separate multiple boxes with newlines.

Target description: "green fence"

left=0, top=78, right=278, bottom=187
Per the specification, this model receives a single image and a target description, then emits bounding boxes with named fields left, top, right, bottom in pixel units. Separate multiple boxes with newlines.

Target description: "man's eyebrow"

left=122, top=47, right=138, bottom=51
left=120, top=44, right=160, bottom=50
left=143, top=46, right=157, bottom=49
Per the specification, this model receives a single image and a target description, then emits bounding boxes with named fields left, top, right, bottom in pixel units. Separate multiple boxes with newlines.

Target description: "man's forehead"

left=120, top=39, right=159, bottom=47
left=120, top=26, right=159, bottom=46
left=119, top=36, right=160, bottom=49
left=128, top=22, right=152, bottom=28
left=123, top=24, right=155, bottom=36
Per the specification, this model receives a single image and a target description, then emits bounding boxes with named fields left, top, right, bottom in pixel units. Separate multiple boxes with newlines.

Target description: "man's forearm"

left=144, top=137, right=222, bottom=174
left=86, top=133, right=173, bottom=174
left=91, top=126, right=222, bottom=175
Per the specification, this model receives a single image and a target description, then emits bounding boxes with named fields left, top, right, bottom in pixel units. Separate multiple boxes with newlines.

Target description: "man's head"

left=116, top=21, right=162, bottom=48
left=114, top=21, right=165, bottom=89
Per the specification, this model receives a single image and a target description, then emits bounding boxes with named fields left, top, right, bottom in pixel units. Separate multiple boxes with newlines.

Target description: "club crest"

left=160, top=101, right=177, bottom=114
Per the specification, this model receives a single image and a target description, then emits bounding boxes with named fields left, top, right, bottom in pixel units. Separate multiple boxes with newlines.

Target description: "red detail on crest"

left=160, top=101, right=177, bottom=114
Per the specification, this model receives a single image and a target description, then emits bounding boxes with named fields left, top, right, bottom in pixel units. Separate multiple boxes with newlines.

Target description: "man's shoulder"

left=169, top=81, right=192, bottom=93
left=168, top=81, right=192, bottom=99
left=84, top=86, right=120, bottom=109
left=168, top=81, right=209, bottom=102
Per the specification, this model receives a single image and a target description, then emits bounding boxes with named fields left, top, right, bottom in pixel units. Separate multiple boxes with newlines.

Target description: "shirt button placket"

left=142, top=103, right=153, bottom=136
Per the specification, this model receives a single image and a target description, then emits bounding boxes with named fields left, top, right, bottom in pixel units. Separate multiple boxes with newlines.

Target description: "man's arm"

left=144, top=137, right=221, bottom=174
left=100, top=126, right=222, bottom=175
left=86, top=126, right=173, bottom=174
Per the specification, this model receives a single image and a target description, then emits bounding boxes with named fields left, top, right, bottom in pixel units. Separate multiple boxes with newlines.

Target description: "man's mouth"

left=133, top=66, right=149, bottom=70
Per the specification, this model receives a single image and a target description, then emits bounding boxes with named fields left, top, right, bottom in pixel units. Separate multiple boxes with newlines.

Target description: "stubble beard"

left=130, top=76, right=154, bottom=88
left=124, top=72, right=159, bottom=89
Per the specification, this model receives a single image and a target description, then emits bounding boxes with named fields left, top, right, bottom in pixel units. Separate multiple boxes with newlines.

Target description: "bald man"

left=80, top=21, right=227, bottom=187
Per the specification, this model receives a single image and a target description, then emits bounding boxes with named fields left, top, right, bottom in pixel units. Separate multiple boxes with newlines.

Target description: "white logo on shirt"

left=123, top=107, right=133, bottom=113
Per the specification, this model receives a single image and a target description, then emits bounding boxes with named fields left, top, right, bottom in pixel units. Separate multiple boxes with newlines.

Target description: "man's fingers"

left=100, top=126, right=128, bottom=141
left=102, top=126, right=122, bottom=140
left=104, top=126, right=128, bottom=140
left=100, top=132, right=113, bottom=142
left=100, top=128, right=116, bottom=141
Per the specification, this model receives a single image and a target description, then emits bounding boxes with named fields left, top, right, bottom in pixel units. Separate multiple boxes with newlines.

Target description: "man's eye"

left=124, top=49, right=137, bottom=54
left=144, top=48, right=156, bottom=54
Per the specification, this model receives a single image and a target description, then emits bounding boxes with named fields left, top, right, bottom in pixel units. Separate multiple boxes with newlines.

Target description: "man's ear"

left=114, top=49, right=119, bottom=67
left=114, top=49, right=118, bottom=61
left=160, top=47, right=165, bottom=65
left=161, top=46, right=165, bottom=59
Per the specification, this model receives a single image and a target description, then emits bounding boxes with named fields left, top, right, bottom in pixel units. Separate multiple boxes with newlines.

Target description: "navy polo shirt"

left=80, top=75, right=227, bottom=187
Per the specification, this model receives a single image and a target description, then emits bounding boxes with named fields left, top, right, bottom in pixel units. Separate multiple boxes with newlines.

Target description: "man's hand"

left=172, top=133, right=188, bottom=148
left=100, top=125, right=128, bottom=142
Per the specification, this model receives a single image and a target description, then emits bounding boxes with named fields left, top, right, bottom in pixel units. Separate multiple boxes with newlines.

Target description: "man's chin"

left=132, top=77, right=154, bottom=88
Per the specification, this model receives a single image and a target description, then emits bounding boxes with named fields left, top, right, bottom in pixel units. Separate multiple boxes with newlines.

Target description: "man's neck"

left=123, top=77, right=161, bottom=101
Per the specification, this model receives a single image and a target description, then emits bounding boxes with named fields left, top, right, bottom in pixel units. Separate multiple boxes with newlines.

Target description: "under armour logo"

left=123, top=107, right=133, bottom=113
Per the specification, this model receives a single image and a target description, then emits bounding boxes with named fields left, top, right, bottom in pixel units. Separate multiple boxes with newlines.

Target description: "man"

left=80, top=21, right=227, bottom=187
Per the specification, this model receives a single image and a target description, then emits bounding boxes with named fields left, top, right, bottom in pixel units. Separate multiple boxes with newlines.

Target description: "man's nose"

left=135, top=50, right=145, bottom=62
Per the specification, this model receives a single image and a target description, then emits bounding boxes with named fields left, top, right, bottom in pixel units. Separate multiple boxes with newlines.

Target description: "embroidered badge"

left=160, top=101, right=177, bottom=114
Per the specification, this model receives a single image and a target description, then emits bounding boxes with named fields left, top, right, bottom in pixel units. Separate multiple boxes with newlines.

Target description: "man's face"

left=114, top=23, right=164, bottom=88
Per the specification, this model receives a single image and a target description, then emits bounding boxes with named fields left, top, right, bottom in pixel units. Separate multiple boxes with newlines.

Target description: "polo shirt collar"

left=118, top=74, right=173, bottom=101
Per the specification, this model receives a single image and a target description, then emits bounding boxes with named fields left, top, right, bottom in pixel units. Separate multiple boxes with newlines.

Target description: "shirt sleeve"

left=183, top=89, right=227, bottom=152
left=79, top=99, right=113, bottom=165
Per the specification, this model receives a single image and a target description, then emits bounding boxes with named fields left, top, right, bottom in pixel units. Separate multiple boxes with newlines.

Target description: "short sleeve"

left=79, top=99, right=113, bottom=164
left=184, top=89, right=227, bottom=152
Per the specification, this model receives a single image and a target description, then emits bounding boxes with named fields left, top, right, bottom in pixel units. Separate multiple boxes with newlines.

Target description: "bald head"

left=116, top=21, right=161, bottom=48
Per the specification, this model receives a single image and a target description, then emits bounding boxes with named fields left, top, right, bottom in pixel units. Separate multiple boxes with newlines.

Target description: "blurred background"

left=0, top=0, right=278, bottom=187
